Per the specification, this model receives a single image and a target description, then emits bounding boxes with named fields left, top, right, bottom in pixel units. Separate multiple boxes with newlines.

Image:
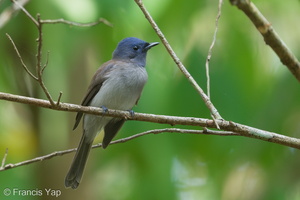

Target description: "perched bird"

left=65, top=37, right=159, bottom=189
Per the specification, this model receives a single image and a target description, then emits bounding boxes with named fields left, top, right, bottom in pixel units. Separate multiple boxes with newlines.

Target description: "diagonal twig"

left=134, top=0, right=223, bottom=133
left=134, top=0, right=222, bottom=122
left=0, top=128, right=236, bottom=172
left=229, top=0, right=300, bottom=82
left=0, top=0, right=30, bottom=29
left=1, top=148, right=8, bottom=170
left=6, top=33, right=38, bottom=80
left=10, top=0, right=38, bottom=27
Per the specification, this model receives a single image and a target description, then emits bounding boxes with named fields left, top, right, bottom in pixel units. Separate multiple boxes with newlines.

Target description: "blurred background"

left=0, top=0, right=300, bottom=199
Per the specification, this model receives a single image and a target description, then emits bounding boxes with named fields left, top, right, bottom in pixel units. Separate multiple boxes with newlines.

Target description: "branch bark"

left=0, top=92, right=300, bottom=149
left=230, top=0, right=300, bottom=82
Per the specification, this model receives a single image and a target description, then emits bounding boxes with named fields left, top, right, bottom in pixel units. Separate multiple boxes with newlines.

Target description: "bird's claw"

left=127, top=109, right=135, bottom=117
left=101, top=105, right=108, bottom=113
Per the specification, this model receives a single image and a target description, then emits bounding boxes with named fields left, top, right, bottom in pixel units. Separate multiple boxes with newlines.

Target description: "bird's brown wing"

left=73, top=60, right=116, bottom=130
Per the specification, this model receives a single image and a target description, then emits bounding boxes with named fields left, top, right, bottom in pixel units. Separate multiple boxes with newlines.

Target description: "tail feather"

left=65, top=135, right=92, bottom=189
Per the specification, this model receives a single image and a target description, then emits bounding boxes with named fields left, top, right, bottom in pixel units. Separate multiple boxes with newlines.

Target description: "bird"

left=65, top=37, right=159, bottom=189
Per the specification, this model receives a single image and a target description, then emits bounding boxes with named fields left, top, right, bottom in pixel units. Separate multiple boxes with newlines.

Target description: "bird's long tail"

left=65, top=134, right=92, bottom=189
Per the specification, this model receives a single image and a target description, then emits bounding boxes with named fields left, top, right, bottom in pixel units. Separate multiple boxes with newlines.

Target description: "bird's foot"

left=101, top=105, right=108, bottom=113
left=127, top=109, right=135, bottom=117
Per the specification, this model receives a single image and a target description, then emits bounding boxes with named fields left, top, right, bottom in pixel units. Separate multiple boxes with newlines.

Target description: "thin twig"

left=206, top=0, right=223, bottom=99
left=1, top=148, right=8, bottom=170
left=0, top=0, right=30, bottom=29
left=41, top=51, right=50, bottom=74
left=9, top=0, right=112, bottom=107
left=56, top=91, right=63, bottom=106
left=0, top=128, right=236, bottom=171
left=229, top=0, right=300, bottom=82
left=10, top=0, right=38, bottom=27
left=134, top=0, right=222, bottom=121
left=35, top=14, right=55, bottom=106
left=211, top=115, right=220, bottom=130
left=205, top=0, right=223, bottom=129
left=6, top=33, right=38, bottom=80
left=0, top=91, right=300, bottom=149
left=40, top=18, right=113, bottom=27
left=8, top=0, right=55, bottom=105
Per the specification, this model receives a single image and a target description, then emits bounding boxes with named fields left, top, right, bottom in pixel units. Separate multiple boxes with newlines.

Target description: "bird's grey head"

left=112, top=37, right=159, bottom=67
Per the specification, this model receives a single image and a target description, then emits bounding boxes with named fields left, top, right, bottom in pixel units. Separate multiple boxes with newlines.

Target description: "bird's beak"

left=144, top=42, right=159, bottom=51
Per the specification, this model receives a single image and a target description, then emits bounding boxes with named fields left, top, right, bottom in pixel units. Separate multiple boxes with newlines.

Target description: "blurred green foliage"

left=0, top=0, right=300, bottom=199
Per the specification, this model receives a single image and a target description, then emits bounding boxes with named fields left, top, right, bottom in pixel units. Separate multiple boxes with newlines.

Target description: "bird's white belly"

left=82, top=65, right=148, bottom=140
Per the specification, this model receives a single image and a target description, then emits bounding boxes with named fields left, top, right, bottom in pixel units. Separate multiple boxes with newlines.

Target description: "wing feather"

left=102, top=119, right=125, bottom=149
left=73, top=60, right=116, bottom=130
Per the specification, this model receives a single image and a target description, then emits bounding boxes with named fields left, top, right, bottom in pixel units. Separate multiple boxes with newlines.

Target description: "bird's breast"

left=90, top=65, right=148, bottom=110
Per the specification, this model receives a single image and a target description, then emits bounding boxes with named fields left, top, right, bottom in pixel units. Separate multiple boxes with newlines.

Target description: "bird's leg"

left=100, top=105, right=108, bottom=113
left=127, top=109, right=135, bottom=118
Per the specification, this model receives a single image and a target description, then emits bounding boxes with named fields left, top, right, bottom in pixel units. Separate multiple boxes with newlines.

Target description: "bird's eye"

left=133, top=46, right=139, bottom=51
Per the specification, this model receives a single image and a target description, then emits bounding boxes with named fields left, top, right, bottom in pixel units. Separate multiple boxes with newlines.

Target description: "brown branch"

left=229, top=0, right=300, bottom=82
left=36, top=14, right=55, bottom=106
left=0, top=128, right=236, bottom=172
left=0, top=91, right=299, bottom=149
left=134, top=0, right=223, bottom=121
